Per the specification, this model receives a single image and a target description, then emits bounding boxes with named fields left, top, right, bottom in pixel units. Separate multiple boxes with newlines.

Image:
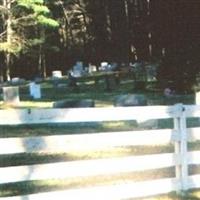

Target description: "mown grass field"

left=0, top=74, right=195, bottom=108
left=0, top=77, right=200, bottom=199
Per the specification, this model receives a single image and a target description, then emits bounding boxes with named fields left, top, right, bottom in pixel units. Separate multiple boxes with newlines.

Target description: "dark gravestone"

left=105, top=75, right=116, bottom=91
left=53, top=99, right=95, bottom=108
left=114, top=73, right=120, bottom=85
left=114, top=94, right=147, bottom=107
left=68, top=72, right=77, bottom=88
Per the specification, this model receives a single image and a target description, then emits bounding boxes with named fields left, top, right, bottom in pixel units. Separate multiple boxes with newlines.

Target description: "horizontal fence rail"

left=1, top=178, right=179, bottom=200
left=2, top=178, right=180, bottom=200
left=0, top=129, right=176, bottom=154
left=0, top=153, right=177, bottom=184
left=1, top=104, right=200, bottom=199
left=0, top=106, right=176, bottom=125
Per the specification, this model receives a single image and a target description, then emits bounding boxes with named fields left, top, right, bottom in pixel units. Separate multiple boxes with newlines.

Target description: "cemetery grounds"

left=0, top=75, right=200, bottom=199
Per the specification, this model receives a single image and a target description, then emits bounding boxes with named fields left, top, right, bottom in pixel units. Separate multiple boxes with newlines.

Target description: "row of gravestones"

left=52, top=62, right=119, bottom=80
left=1, top=87, right=147, bottom=107
left=51, top=92, right=200, bottom=108
left=2, top=82, right=200, bottom=106
left=68, top=61, right=158, bottom=80
left=5, top=61, right=158, bottom=88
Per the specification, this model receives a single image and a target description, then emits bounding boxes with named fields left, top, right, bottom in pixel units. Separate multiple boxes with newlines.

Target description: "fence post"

left=173, top=104, right=188, bottom=192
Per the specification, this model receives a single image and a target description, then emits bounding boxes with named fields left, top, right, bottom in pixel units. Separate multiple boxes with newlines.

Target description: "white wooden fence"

left=1, top=104, right=200, bottom=199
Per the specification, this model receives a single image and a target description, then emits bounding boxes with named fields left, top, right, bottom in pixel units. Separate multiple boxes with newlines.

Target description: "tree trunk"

left=5, top=53, right=11, bottom=81
left=38, top=45, right=46, bottom=78
left=5, top=0, right=12, bottom=81
left=43, top=52, right=46, bottom=78
left=124, top=0, right=130, bottom=63
left=38, top=29, right=46, bottom=78
left=38, top=45, right=42, bottom=77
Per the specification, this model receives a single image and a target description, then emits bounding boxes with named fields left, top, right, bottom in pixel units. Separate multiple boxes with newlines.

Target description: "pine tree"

left=0, top=0, right=59, bottom=81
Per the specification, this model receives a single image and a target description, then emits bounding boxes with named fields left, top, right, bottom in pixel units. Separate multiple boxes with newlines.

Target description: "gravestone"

left=29, top=82, right=34, bottom=97
left=68, top=71, right=77, bottom=88
left=164, top=88, right=172, bottom=97
left=11, top=77, right=20, bottom=84
left=196, top=91, right=200, bottom=104
left=29, top=82, right=41, bottom=99
left=53, top=99, right=95, bottom=108
left=114, top=94, right=147, bottom=107
left=99, top=62, right=108, bottom=71
left=132, top=62, right=146, bottom=81
left=110, top=62, right=119, bottom=71
left=105, top=75, right=116, bottom=91
left=52, top=71, right=62, bottom=79
left=195, top=91, right=200, bottom=124
left=88, top=64, right=97, bottom=73
left=11, top=77, right=25, bottom=85
left=72, top=61, right=84, bottom=77
left=34, top=76, right=43, bottom=83
left=114, top=94, right=157, bottom=129
left=145, top=63, right=158, bottom=81
left=3, top=86, right=20, bottom=105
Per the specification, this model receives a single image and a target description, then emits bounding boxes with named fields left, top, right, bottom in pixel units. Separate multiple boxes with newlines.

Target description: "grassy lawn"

left=0, top=78, right=199, bottom=199
left=0, top=76, right=195, bottom=109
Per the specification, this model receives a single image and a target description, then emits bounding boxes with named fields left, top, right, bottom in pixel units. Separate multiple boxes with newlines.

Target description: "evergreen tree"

left=0, top=0, right=58, bottom=81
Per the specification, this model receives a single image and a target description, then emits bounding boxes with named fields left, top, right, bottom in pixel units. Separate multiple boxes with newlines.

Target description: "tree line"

left=1, top=0, right=200, bottom=90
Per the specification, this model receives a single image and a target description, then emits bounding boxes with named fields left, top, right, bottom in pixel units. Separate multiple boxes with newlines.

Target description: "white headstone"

left=88, top=64, right=97, bottom=73
left=100, top=62, right=108, bottom=71
left=72, top=61, right=84, bottom=77
left=101, top=62, right=108, bottom=67
left=29, top=82, right=35, bottom=96
left=29, top=82, right=41, bottom=99
left=196, top=91, right=200, bottom=104
left=3, top=86, right=20, bottom=105
left=11, top=77, right=20, bottom=84
left=52, top=71, right=62, bottom=79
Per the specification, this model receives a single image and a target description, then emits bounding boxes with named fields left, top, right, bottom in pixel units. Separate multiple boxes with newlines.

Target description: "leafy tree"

left=0, top=0, right=58, bottom=81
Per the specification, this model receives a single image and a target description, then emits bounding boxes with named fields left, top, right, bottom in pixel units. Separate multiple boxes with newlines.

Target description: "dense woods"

left=1, top=0, right=200, bottom=90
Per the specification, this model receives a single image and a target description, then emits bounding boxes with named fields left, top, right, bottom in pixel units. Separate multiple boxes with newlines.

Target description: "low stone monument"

left=52, top=71, right=62, bottom=79
left=3, top=86, right=20, bottom=105
left=110, top=62, right=119, bottom=71
left=34, top=76, right=43, bottom=83
left=53, top=99, right=95, bottom=108
left=114, top=93, right=157, bottom=129
left=29, top=82, right=41, bottom=99
left=11, top=77, right=20, bottom=84
left=88, top=64, right=97, bottom=73
left=114, top=94, right=147, bottom=107
left=99, top=62, right=108, bottom=71
left=11, top=77, right=25, bottom=85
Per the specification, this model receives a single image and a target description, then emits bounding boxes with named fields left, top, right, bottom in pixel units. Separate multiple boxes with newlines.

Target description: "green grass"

left=0, top=77, right=195, bottom=109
